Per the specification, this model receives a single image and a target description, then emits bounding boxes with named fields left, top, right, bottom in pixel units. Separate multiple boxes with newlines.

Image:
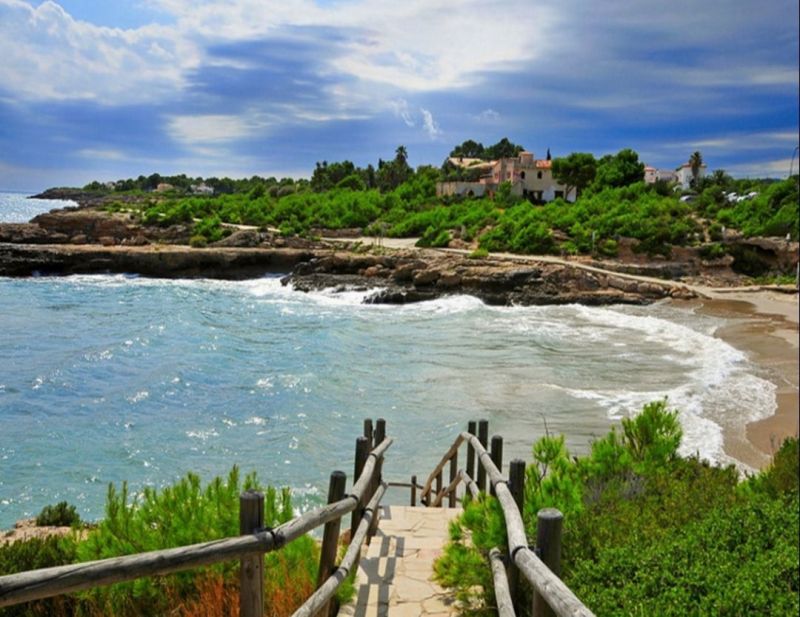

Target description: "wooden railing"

left=0, top=418, right=392, bottom=617
left=417, top=419, right=595, bottom=617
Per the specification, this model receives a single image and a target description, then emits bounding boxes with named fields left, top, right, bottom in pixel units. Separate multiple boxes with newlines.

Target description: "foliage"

left=71, top=467, right=322, bottom=617
left=589, top=148, right=645, bottom=193
left=551, top=152, right=597, bottom=198
left=448, top=137, right=526, bottom=161
left=0, top=536, right=79, bottom=617
left=85, top=142, right=797, bottom=265
left=434, top=402, right=800, bottom=616
left=35, top=501, right=81, bottom=527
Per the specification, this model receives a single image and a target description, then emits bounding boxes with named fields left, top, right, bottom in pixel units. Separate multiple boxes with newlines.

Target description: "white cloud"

left=167, top=113, right=260, bottom=144
left=476, top=109, right=500, bottom=122
left=725, top=157, right=796, bottom=178
left=77, top=148, right=127, bottom=160
left=420, top=108, right=441, bottom=139
left=0, top=0, right=198, bottom=103
left=390, top=99, right=415, bottom=127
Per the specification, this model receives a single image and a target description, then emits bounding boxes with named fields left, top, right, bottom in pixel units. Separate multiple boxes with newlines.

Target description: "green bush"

left=35, top=501, right=81, bottom=527
left=699, top=242, right=727, bottom=260
left=0, top=535, right=79, bottom=617
left=434, top=402, right=800, bottom=616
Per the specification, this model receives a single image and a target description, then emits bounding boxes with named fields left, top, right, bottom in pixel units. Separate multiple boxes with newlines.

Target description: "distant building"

left=675, top=161, right=707, bottom=190
left=154, top=183, right=175, bottom=193
left=437, top=151, right=575, bottom=203
left=190, top=183, right=214, bottom=195
left=644, top=166, right=677, bottom=184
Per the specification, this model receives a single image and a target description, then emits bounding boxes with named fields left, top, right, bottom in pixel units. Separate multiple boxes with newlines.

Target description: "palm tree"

left=689, top=151, right=703, bottom=188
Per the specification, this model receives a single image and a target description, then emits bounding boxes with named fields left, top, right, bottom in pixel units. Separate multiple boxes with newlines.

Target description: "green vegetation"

left=1, top=467, right=350, bottom=617
left=35, top=501, right=81, bottom=528
left=433, top=401, right=800, bottom=616
left=91, top=143, right=797, bottom=271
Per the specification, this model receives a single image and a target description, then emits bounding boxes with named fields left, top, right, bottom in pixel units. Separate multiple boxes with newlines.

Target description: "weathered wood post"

left=448, top=450, right=458, bottom=507
left=239, top=490, right=264, bottom=617
left=490, top=435, right=503, bottom=497
left=533, top=508, right=563, bottom=617
left=466, top=421, right=477, bottom=484
left=507, top=459, right=526, bottom=612
left=316, top=471, right=346, bottom=617
left=477, top=419, right=489, bottom=492
left=350, top=436, right=370, bottom=539
left=374, top=418, right=386, bottom=445
left=435, top=470, right=443, bottom=507
left=363, top=419, right=374, bottom=448
left=410, top=474, right=417, bottom=506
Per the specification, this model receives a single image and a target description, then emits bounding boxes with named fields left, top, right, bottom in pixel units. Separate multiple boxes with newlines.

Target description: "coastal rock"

left=32, top=209, right=141, bottom=244
left=0, top=223, right=68, bottom=244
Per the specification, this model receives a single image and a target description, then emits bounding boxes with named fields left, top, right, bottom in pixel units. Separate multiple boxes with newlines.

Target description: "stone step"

left=339, top=505, right=461, bottom=617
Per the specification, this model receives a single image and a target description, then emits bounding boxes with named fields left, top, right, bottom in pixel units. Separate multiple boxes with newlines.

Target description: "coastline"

left=686, top=289, right=799, bottom=470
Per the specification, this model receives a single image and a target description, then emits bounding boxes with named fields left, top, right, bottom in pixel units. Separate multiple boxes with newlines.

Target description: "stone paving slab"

left=338, top=505, right=461, bottom=617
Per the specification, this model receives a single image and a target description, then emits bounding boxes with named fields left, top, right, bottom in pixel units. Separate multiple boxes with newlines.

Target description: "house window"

left=520, top=171, right=526, bottom=179
left=555, top=190, right=564, bottom=199
left=537, top=171, right=543, bottom=179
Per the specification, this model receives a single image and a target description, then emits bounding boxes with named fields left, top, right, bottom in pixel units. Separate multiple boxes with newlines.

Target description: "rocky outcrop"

left=282, top=251, right=695, bottom=306
left=0, top=244, right=315, bottom=279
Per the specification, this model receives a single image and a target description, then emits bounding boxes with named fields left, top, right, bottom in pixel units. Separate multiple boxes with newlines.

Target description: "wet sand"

left=686, top=289, right=798, bottom=470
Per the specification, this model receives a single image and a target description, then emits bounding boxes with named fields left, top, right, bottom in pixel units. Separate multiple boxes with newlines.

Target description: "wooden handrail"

left=0, top=436, right=394, bottom=609
left=419, top=430, right=595, bottom=617
left=291, top=482, right=387, bottom=617
left=489, top=548, right=515, bottom=617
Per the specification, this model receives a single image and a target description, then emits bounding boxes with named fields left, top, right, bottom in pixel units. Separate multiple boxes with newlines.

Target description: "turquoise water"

left=0, top=274, right=777, bottom=527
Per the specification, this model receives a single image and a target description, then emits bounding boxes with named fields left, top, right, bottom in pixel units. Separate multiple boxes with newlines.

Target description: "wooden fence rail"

left=417, top=423, right=595, bottom=617
left=0, top=420, right=393, bottom=617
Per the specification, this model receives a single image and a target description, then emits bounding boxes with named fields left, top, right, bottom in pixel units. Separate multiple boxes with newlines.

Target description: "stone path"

left=339, top=505, right=461, bottom=617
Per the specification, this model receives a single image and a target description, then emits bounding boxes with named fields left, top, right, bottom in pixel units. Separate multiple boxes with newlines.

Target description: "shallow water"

left=0, top=275, right=777, bottom=527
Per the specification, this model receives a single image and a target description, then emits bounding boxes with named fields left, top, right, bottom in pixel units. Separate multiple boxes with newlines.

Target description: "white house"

left=436, top=151, right=575, bottom=203
left=644, top=166, right=677, bottom=184
left=675, top=161, right=706, bottom=190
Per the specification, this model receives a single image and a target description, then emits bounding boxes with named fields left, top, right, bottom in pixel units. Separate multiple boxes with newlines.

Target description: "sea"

left=0, top=192, right=779, bottom=527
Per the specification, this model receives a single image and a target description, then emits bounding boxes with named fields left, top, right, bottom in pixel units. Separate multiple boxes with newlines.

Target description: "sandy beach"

left=687, top=287, right=798, bottom=470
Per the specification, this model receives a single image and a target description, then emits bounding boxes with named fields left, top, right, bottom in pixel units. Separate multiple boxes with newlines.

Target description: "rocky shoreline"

left=2, top=195, right=797, bottom=306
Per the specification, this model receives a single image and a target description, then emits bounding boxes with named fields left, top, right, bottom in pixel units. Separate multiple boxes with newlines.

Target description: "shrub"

left=189, top=234, right=208, bottom=248
left=0, top=535, right=79, bottom=617
left=35, top=501, right=81, bottom=527
left=75, top=467, right=322, bottom=617
left=434, top=400, right=799, bottom=616
left=469, top=247, right=489, bottom=259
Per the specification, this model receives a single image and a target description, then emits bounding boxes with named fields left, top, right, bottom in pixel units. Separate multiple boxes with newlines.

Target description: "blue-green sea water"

left=0, top=191, right=779, bottom=525
left=0, top=271, right=778, bottom=528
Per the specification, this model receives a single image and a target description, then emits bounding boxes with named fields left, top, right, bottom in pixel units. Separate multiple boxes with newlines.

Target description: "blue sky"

left=0, top=0, right=797, bottom=191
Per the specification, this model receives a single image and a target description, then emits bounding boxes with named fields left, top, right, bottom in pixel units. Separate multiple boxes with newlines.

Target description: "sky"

left=0, top=0, right=798, bottom=191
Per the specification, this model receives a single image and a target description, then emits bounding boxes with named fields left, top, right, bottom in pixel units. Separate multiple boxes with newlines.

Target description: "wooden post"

left=448, top=451, right=458, bottom=507
left=466, top=421, right=477, bottom=485
left=490, top=435, right=503, bottom=496
left=435, top=470, right=443, bottom=508
left=410, top=474, right=417, bottom=506
left=363, top=419, right=374, bottom=449
left=477, top=419, right=489, bottom=492
left=533, top=508, right=563, bottom=617
left=374, top=418, right=386, bottom=445
left=507, top=459, right=526, bottom=613
left=239, top=490, right=264, bottom=617
left=316, top=471, right=346, bottom=617
left=350, top=436, right=370, bottom=539
left=367, top=454, right=383, bottom=540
